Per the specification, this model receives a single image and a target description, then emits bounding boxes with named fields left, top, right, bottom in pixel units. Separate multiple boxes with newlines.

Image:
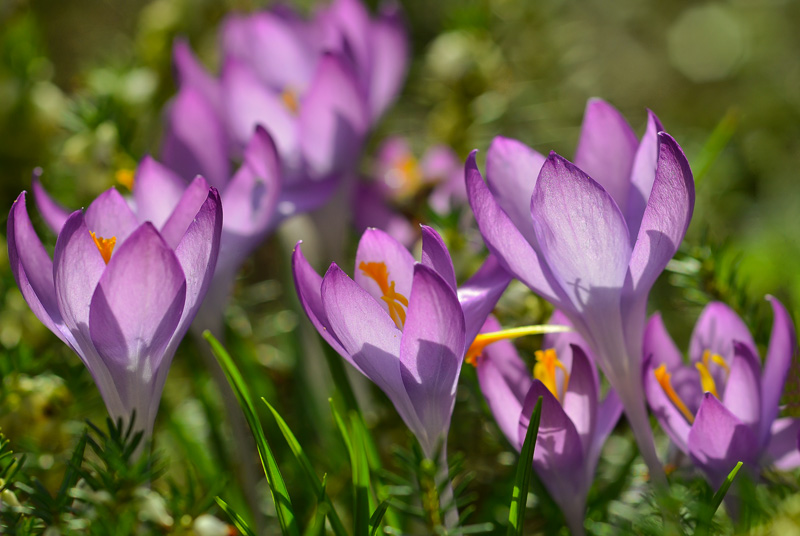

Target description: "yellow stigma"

left=359, top=261, right=409, bottom=330
left=90, top=231, right=116, bottom=264
left=654, top=364, right=695, bottom=424
left=464, top=324, right=571, bottom=367
left=533, top=348, right=570, bottom=402
left=695, top=350, right=730, bottom=398
left=385, top=153, right=422, bottom=199
left=281, top=87, right=300, bottom=115
left=115, top=168, right=135, bottom=191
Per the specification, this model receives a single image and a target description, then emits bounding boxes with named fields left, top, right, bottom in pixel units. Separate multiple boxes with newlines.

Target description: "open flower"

left=644, top=298, right=799, bottom=485
left=466, top=99, right=695, bottom=480
left=293, top=225, right=510, bottom=457
left=475, top=311, right=622, bottom=536
left=8, top=184, right=222, bottom=438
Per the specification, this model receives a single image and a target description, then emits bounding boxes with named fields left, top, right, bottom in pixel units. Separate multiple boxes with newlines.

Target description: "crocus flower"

left=466, top=99, right=695, bottom=481
left=643, top=298, right=799, bottom=485
left=8, top=183, right=222, bottom=439
left=475, top=311, right=622, bottom=536
left=293, top=225, right=511, bottom=457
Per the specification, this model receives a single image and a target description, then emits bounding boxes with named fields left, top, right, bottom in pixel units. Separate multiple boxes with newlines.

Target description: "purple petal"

left=542, top=310, right=591, bottom=373
left=162, top=86, right=229, bottom=190
left=688, top=392, right=759, bottom=485
left=133, top=156, right=188, bottom=230
left=531, top=153, right=631, bottom=315
left=573, top=98, right=638, bottom=213
left=291, top=242, right=349, bottom=360
left=721, top=341, right=762, bottom=436
left=765, top=418, right=800, bottom=470
left=354, top=227, right=415, bottom=312
left=172, top=40, right=221, bottom=113
left=84, top=188, right=139, bottom=246
left=352, top=183, right=417, bottom=248
left=323, top=0, right=371, bottom=76
left=643, top=313, right=684, bottom=369
left=32, top=177, right=70, bottom=234
left=589, top=389, right=623, bottom=467
left=367, top=6, right=408, bottom=121
left=399, top=264, right=466, bottom=453
left=298, top=53, right=368, bottom=178
left=160, top=176, right=211, bottom=250
left=561, top=344, right=598, bottom=456
left=485, top=136, right=547, bottom=245
left=476, top=316, right=532, bottom=450
left=222, top=126, right=281, bottom=238
left=643, top=357, right=693, bottom=454
left=456, top=254, right=512, bottom=346
left=760, top=296, right=798, bottom=448
left=420, top=225, right=457, bottom=290
left=625, top=110, right=664, bottom=238
left=465, top=152, right=566, bottom=309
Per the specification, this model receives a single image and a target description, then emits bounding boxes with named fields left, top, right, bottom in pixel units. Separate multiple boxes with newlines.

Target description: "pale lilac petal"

left=561, top=344, right=598, bottom=456
left=367, top=6, right=408, bottom=120
left=133, top=156, right=188, bottom=230
left=542, top=310, right=589, bottom=374
left=354, top=227, right=415, bottom=310
left=291, top=243, right=349, bottom=361
left=643, top=313, right=684, bottom=369
left=456, top=254, right=512, bottom=346
left=162, top=86, right=229, bottom=190
left=476, top=316, right=532, bottom=450
left=173, top=40, right=221, bottom=112
left=298, top=53, right=368, bottom=178
left=625, top=110, right=663, bottom=238
left=320, top=264, right=424, bottom=441
left=420, top=225, right=456, bottom=290
left=765, top=418, right=800, bottom=470
left=688, top=393, right=759, bottom=485
left=721, top=342, right=762, bottom=435
left=589, top=389, right=623, bottom=467
left=485, top=136, right=546, bottom=245
left=222, top=126, right=281, bottom=237
left=466, top=152, right=566, bottom=310
left=531, top=153, right=631, bottom=316
left=324, top=0, right=371, bottom=76
left=84, top=188, right=139, bottom=246
left=643, top=357, right=692, bottom=454
left=32, top=177, right=70, bottom=234
left=160, top=176, right=211, bottom=250
left=399, top=264, right=465, bottom=454
left=573, top=98, right=637, bottom=213
left=421, top=145, right=460, bottom=183
left=352, top=183, right=416, bottom=247
left=760, top=296, right=798, bottom=447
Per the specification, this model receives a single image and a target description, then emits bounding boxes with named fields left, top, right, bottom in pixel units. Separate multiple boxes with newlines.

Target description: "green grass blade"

left=351, top=412, right=371, bottom=536
left=369, top=500, right=390, bottom=536
left=216, top=497, right=256, bottom=536
left=692, top=108, right=738, bottom=186
left=710, top=461, right=743, bottom=511
left=263, top=398, right=348, bottom=536
left=506, top=396, right=542, bottom=536
left=204, top=331, right=299, bottom=536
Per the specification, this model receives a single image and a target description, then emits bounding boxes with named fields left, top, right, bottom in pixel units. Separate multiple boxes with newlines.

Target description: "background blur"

left=2, top=0, right=799, bottom=532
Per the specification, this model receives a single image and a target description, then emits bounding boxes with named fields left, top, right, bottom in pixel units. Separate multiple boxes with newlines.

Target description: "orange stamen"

left=533, top=348, right=570, bottom=401
left=654, top=364, right=695, bottom=424
left=385, top=153, right=422, bottom=199
left=281, top=88, right=300, bottom=115
left=464, top=325, right=571, bottom=367
left=695, top=361, right=719, bottom=398
left=115, top=168, right=135, bottom=191
left=358, top=261, right=409, bottom=330
left=90, top=231, right=116, bottom=264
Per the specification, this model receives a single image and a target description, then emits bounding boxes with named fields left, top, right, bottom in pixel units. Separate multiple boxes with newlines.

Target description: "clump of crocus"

left=8, top=182, right=222, bottom=439
left=644, top=298, right=799, bottom=485
left=474, top=311, right=622, bottom=536
left=466, top=98, right=695, bottom=482
left=354, top=137, right=465, bottom=246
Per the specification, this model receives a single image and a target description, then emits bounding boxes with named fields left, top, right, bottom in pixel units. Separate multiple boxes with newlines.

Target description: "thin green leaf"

left=351, top=413, right=371, bottom=536
left=710, top=461, right=743, bottom=511
left=692, top=108, right=738, bottom=186
left=506, top=396, right=542, bottom=536
left=369, top=501, right=390, bottom=536
left=216, top=496, right=256, bottom=536
left=204, top=331, right=299, bottom=536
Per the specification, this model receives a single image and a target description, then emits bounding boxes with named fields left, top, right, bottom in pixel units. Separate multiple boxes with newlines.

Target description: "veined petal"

left=625, top=110, right=663, bottom=238
left=465, top=151, right=566, bottom=309
left=476, top=316, right=532, bottom=450
left=542, top=310, right=590, bottom=376
left=688, top=393, right=758, bottom=486
left=420, top=225, right=457, bottom=291
left=765, top=418, right=800, bottom=471
left=32, top=176, right=70, bottom=234
left=562, top=344, right=598, bottom=457
left=160, top=176, right=211, bottom=250
left=162, top=86, right=229, bottom=190
left=589, top=389, right=623, bottom=469
left=456, top=254, right=511, bottom=346
left=354, top=227, right=415, bottom=310
left=133, top=156, right=188, bottom=230
left=485, top=136, right=546, bottom=245
left=760, top=296, right=798, bottom=448
left=399, top=264, right=466, bottom=454
left=573, top=98, right=638, bottom=213
left=367, top=5, right=408, bottom=121
left=721, top=342, right=762, bottom=435
left=84, top=188, right=139, bottom=247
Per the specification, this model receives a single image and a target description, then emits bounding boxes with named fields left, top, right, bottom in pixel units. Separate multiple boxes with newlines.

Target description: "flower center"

left=115, top=168, right=135, bottom=191
left=384, top=153, right=422, bottom=199
left=358, top=261, right=409, bottom=330
left=654, top=350, right=731, bottom=424
left=90, top=231, right=116, bottom=264
left=281, top=87, right=300, bottom=115
left=653, top=364, right=695, bottom=423
left=533, top=348, right=570, bottom=402
left=464, top=325, right=571, bottom=367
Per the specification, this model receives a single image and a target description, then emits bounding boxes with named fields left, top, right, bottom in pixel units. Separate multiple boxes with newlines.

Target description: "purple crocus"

left=475, top=311, right=622, bottom=536
left=8, top=183, right=222, bottom=439
left=466, top=99, right=695, bottom=481
left=644, top=298, right=799, bottom=485
left=293, top=225, right=510, bottom=457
